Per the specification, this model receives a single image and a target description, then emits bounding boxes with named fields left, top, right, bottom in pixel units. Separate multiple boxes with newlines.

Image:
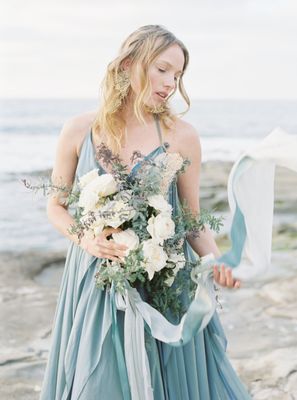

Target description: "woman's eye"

left=158, top=67, right=178, bottom=82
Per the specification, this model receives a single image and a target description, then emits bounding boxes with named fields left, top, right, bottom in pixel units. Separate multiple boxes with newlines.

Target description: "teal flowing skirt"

left=40, top=131, right=251, bottom=399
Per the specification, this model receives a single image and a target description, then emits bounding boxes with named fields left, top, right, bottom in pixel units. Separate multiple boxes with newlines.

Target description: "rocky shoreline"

left=0, top=161, right=296, bottom=399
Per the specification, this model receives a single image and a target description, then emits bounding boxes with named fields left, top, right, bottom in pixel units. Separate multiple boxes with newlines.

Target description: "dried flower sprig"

left=21, top=178, right=80, bottom=207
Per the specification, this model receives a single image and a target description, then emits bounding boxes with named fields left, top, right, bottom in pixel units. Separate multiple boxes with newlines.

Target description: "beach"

left=0, top=160, right=296, bottom=399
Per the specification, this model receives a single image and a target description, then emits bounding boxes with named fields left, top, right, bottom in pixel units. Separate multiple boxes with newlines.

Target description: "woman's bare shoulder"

left=61, top=110, right=97, bottom=157
left=167, top=117, right=201, bottom=156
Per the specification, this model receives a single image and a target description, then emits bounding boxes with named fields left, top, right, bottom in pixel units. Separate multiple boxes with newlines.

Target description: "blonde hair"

left=92, top=24, right=190, bottom=154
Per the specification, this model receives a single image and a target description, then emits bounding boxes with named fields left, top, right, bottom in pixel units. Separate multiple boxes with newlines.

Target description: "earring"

left=115, top=70, right=130, bottom=100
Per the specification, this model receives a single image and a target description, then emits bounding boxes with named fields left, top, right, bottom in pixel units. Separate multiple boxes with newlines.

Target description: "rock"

left=260, top=275, right=297, bottom=304
left=251, top=387, right=293, bottom=400
left=265, top=303, right=297, bottom=319
left=0, top=249, right=65, bottom=399
left=244, top=347, right=297, bottom=381
left=284, top=371, right=297, bottom=395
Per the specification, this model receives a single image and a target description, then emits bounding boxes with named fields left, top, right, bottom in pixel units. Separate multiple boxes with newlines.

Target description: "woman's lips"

left=155, top=92, right=167, bottom=100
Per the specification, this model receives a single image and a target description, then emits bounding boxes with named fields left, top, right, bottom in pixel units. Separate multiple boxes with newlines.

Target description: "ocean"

left=0, top=98, right=296, bottom=253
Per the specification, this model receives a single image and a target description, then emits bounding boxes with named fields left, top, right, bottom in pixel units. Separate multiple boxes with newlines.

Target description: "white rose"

left=78, top=174, right=118, bottom=212
left=147, top=213, right=175, bottom=245
left=142, top=239, right=168, bottom=280
left=101, top=200, right=136, bottom=228
left=112, top=228, right=140, bottom=261
left=147, top=194, right=172, bottom=215
left=78, top=189, right=98, bottom=212
left=79, top=169, right=99, bottom=189
left=86, top=173, right=118, bottom=197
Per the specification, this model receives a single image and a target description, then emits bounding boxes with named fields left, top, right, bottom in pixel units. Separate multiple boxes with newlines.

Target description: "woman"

left=42, top=25, right=251, bottom=399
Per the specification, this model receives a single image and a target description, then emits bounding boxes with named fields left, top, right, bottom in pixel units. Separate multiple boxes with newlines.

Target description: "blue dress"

left=40, top=115, right=252, bottom=399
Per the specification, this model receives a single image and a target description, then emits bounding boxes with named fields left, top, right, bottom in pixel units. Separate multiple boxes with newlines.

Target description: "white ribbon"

left=115, top=254, right=217, bottom=400
left=225, top=127, right=297, bottom=280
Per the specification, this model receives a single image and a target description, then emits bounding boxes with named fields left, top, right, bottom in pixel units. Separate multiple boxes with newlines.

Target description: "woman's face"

left=129, top=43, right=185, bottom=107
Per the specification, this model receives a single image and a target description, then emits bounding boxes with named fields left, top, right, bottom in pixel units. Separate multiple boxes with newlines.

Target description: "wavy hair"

left=92, top=24, right=190, bottom=154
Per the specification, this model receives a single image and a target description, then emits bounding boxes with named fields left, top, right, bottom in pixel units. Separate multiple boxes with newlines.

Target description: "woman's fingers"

left=234, top=280, right=241, bottom=289
left=213, top=265, right=220, bottom=282
left=213, top=264, right=241, bottom=289
left=94, top=228, right=129, bottom=259
left=98, top=250, right=121, bottom=262
left=96, top=242, right=123, bottom=261
left=96, top=244, right=126, bottom=259
left=97, top=240, right=127, bottom=257
left=226, top=267, right=234, bottom=288
left=219, top=264, right=226, bottom=285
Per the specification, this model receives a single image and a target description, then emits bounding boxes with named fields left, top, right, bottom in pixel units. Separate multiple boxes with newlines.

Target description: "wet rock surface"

left=218, top=248, right=297, bottom=399
left=0, top=250, right=65, bottom=399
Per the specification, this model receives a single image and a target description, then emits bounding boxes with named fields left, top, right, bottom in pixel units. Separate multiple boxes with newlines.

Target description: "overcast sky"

left=1, top=0, right=297, bottom=99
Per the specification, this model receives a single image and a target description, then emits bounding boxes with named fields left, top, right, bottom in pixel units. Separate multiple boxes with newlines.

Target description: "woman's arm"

left=176, top=121, right=240, bottom=288
left=46, top=118, right=82, bottom=246
left=176, top=122, right=220, bottom=256
left=46, top=116, right=128, bottom=260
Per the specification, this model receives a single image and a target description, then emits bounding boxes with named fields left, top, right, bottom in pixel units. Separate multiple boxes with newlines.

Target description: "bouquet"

left=22, top=143, right=223, bottom=317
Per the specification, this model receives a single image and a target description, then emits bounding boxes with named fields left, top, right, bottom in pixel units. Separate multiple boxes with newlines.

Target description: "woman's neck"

left=121, top=94, right=155, bottom=129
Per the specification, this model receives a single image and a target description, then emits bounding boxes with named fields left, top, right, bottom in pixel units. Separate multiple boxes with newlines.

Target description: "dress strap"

left=153, top=114, right=164, bottom=147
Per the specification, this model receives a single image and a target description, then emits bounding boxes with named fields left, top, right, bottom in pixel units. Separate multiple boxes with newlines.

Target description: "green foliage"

left=179, top=200, right=224, bottom=239
left=94, top=247, right=147, bottom=293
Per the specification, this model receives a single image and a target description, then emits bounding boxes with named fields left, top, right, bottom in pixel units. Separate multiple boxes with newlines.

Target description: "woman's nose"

left=163, top=74, right=176, bottom=90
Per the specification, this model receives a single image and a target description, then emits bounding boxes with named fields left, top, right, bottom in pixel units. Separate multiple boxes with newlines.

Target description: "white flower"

left=147, top=194, right=172, bottom=215
left=147, top=213, right=175, bottom=245
left=142, top=239, right=168, bottom=280
left=155, top=152, right=184, bottom=171
left=78, top=174, right=118, bottom=213
left=87, top=173, right=118, bottom=197
left=78, top=190, right=99, bottom=212
left=79, top=169, right=99, bottom=189
left=154, top=152, right=184, bottom=195
left=101, top=200, right=136, bottom=229
left=112, top=228, right=140, bottom=261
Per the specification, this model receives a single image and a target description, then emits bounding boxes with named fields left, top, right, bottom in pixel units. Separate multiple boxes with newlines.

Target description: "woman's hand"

left=80, top=227, right=128, bottom=261
left=213, top=264, right=241, bottom=289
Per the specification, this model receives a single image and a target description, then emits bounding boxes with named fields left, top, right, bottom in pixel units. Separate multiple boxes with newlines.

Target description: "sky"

left=1, top=0, right=297, bottom=99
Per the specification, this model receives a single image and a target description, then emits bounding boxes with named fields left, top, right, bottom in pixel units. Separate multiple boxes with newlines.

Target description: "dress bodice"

left=75, top=113, right=167, bottom=180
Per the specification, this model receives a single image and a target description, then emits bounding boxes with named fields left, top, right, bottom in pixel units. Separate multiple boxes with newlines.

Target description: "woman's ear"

left=121, top=57, right=132, bottom=71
